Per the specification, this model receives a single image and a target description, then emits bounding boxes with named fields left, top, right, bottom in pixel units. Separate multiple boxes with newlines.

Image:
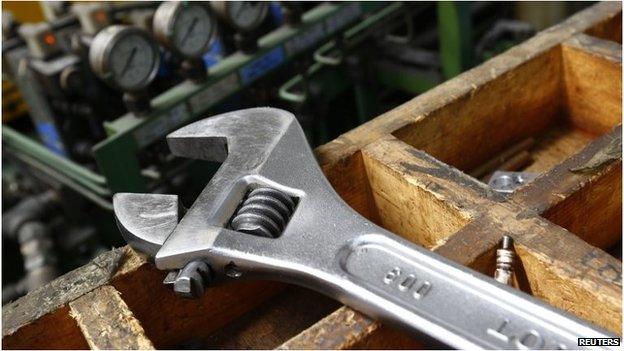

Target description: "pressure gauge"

left=89, top=25, right=160, bottom=92
left=211, top=1, right=269, bottom=33
left=153, top=2, right=217, bottom=59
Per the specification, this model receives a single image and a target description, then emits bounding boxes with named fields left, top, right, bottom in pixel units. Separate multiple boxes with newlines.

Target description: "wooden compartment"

left=392, top=35, right=620, bottom=180
left=2, top=2, right=621, bottom=349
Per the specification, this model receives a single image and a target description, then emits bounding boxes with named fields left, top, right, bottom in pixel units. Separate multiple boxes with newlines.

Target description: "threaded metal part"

left=494, top=236, right=515, bottom=285
left=230, top=187, right=295, bottom=238
left=501, top=235, right=513, bottom=249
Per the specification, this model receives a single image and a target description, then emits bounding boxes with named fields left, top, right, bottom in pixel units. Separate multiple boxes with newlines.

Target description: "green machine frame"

left=3, top=2, right=473, bottom=212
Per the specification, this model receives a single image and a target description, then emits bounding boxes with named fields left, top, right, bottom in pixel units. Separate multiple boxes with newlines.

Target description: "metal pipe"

left=2, top=190, right=58, bottom=239
left=2, top=126, right=108, bottom=186
left=2, top=191, right=60, bottom=303
left=17, top=222, right=58, bottom=292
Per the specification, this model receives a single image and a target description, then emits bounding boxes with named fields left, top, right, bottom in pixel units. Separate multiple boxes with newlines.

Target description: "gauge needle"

left=121, top=47, right=137, bottom=76
left=181, top=18, right=198, bottom=45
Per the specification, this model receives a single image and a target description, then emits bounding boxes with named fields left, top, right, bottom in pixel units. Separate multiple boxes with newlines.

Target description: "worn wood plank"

left=2, top=306, right=88, bottom=350
left=362, top=137, right=475, bottom=249
left=315, top=1, right=622, bottom=171
left=522, top=125, right=595, bottom=173
left=278, top=306, right=424, bottom=350
left=584, top=9, right=622, bottom=43
left=511, top=126, right=622, bottom=249
left=514, top=241, right=621, bottom=333
left=321, top=151, right=379, bottom=223
left=3, top=246, right=287, bottom=350
left=278, top=306, right=383, bottom=350
left=543, top=163, right=622, bottom=249
left=2, top=247, right=126, bottom=348
left=111, top=255, right=285, bottom=349
left=69, top=285, right=154, bottom=350
left=393, top=46, right=561, bottom=172
left=203, top=287, right=340, bottom=349
left=562, top=33, right=622, bottom=135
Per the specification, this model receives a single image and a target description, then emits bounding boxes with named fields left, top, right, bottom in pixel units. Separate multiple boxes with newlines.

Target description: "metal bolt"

left=164, top=260, right=212, bottom=299
left=488, top=171, right=538, bottom=194
left=494, top=236, right=515, bottom=286
left=224, top=262, right=242, bottom=278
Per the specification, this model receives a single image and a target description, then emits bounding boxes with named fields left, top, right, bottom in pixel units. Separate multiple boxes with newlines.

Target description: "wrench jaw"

left=112, top=193, right=181, bottom=258
left=166, top=107, right=296, bottom=165
left=113, top=107, right=314, bottom=297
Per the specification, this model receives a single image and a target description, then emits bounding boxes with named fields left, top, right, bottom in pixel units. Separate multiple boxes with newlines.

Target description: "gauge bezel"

left=210, top=1, right=269, bottom=33
left=89, top=25, right=161, bottom=92
left=153, top=1, right=217, bottom=59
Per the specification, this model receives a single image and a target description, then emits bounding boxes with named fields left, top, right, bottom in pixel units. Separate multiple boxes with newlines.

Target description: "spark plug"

left=494, top=235, right=515, bottom=285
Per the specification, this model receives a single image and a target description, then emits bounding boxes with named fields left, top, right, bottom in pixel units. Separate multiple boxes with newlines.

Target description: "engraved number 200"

left=383, top=266, right=431, bottom=300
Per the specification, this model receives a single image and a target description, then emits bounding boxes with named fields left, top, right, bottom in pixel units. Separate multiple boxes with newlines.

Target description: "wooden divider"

left=69, top=286, right=154, bottom=350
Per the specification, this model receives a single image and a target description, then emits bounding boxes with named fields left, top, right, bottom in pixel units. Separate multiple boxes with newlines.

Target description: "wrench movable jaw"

left=152, top=188, right=365, bottom=271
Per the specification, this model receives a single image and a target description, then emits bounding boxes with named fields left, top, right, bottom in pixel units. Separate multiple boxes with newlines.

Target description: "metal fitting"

left=488, top=171, right=537, bottom=194
left=164, top=260, right=212, bottom=299
left=494, top=236, right=515, bottom=285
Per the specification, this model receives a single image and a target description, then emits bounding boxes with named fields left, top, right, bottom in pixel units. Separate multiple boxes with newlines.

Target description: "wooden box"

left=3, top=2, right=621, bottom=349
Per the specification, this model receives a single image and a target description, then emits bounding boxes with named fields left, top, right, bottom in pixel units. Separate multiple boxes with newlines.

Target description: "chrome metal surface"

left=113, top=193, right=180, bottom=257
left=488, top=171, right=538, bottom=194
left=172, top=260, right=212, bottom=298
left=230, top=187, right=296, bottom=238
left=114, top=108, right=616, bottom=349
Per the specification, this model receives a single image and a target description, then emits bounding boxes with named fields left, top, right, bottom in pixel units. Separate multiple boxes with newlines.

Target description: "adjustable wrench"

left=113, top=108, right=616, bottom=349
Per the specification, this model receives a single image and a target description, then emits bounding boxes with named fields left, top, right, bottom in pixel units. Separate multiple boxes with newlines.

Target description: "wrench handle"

left=333, top=234, right=613, bottom=349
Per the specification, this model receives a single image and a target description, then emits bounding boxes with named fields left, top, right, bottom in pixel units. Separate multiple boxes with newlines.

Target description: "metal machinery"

left=2, top=1, right=537, bottom=304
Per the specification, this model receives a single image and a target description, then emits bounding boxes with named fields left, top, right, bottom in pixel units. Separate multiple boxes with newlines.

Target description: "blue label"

left=269, top=1, right=284, bottom=26
left=157, top=50, right=172, bottom=77
left=239, top=46, right=285, bottom=84
left=35, top=122, right=67, bottom=156
left=203, top=39, right=225, bottom=68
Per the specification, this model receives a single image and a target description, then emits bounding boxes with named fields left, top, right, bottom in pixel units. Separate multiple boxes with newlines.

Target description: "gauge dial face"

left=226, top=2, right=269, bottom=32
left=172, top=4, right=215, bottom=57
left=109, top=33, right=157, bottom=91
left=154, top=2, right=216, bottom=58
left=89, top=26, right=160, bottom=92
